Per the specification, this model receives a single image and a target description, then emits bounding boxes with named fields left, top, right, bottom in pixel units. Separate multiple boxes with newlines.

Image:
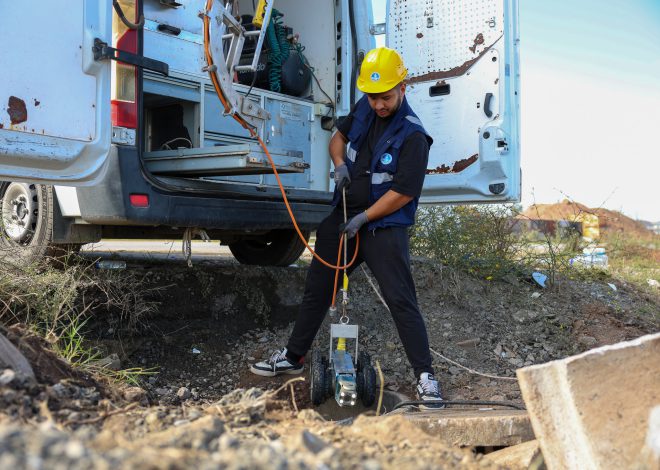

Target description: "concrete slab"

left=517, top=332, right=660, bottom=470
left=404, top=409, right=534, bottom=447
left=483, top=439, right=542, bottom=470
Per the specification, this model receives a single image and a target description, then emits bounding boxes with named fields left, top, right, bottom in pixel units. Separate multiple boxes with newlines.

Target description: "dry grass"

left=0, top=247, right=160, bottom=384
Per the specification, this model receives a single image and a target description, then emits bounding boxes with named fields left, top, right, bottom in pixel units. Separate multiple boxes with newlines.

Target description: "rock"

left=362, top=459, right=383, bottom=470
left=123, top=387, right=146, bottom=402
left=177, top=387, right=192, bottom=400
left=301, top=429, right=329, bottom=454
left=95, top=353, right=121, bottom=371
left=385, top=383, right=400, bottom=392
left=0, top=369, right=16, bottom=386
left=135, top=415, right=225, bottom=450
left=577, top=335, right=598, bottom=347
left=297, top=409, right=324, bottom=422
left=456, top=338, right=480, bottom=349
left=512, top=309, right=538, bottom=324
left=483, top=439, right=542, bottom=469
left=2, top=389, right=17, bottom=402
left=64, top=440, right=86, bottom=459
left=218, top=433, right=240, bottom=450
left=502, top=273, right=520, bottom=286
left=155, top=387, right=169, bottom=396
left=145, top=412, right=161, bottom=426
left=50, top=382, right=69, bottom=398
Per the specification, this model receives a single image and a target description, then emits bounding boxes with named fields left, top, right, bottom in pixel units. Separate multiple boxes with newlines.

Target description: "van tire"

left=228, top=229, right=309, bottom=267
left=0, top=182, right=79, bottom=265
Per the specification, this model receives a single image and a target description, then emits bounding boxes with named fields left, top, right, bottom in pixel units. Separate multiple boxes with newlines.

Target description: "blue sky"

left=372, top=0, right=660, bottom=221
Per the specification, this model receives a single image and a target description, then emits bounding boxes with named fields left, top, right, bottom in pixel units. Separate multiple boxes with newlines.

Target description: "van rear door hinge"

left=92, top=38, right=169, bottom=76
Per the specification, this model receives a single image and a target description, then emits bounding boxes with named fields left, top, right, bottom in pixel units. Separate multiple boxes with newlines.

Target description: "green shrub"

left=410, top=205, right=527, bottom=281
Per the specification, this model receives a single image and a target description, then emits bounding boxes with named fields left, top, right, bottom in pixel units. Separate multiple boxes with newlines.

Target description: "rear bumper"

left=76, top=146, right=332, bottom=231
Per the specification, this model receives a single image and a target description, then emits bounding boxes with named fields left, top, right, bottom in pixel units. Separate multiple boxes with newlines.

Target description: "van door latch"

left=92, top=38, right=169, bottom=76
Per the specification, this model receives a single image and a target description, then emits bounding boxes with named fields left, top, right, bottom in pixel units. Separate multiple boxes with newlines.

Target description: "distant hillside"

left=522, top=200, right=655, bottom=238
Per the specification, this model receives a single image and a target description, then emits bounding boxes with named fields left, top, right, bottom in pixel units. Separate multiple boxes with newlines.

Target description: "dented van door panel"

left=387, top=0, right=521, bottom=203
left=0, top=1, right=113, bottom=185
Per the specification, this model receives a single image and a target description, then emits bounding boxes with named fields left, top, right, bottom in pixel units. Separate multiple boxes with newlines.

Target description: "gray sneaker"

left=416, top=372, right=445, bottom=409
left=250, top=348, right=304, bottom=377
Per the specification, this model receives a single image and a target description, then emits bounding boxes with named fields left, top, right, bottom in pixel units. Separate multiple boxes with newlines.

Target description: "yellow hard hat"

left=357, top=47, right=408, bottom=94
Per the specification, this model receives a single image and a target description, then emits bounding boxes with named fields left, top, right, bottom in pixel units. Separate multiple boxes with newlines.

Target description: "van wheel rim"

left=2, top=183, right=38, bottom=243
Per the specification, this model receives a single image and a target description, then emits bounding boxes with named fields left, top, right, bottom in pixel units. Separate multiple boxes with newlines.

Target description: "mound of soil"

left=522, top=199, right=655, bottom=238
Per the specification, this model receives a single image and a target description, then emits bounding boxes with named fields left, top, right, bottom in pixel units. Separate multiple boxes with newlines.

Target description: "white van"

left=0, top=0, right=520, bottom=265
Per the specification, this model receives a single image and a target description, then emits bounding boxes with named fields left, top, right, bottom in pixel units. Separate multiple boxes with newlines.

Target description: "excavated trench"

left=81, top=249, right=410, bottom=420
left=74, top=244, right=658, bottom=450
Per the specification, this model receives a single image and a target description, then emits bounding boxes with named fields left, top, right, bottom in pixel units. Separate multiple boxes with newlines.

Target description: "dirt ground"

left=0, top=255, right=658, bottom=468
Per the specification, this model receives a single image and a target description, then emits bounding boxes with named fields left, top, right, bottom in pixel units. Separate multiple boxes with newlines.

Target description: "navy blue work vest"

left=332, top=95, right=433, bottom=230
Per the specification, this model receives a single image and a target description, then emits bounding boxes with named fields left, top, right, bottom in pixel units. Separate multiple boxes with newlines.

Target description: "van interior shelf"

left=143, top=144, right=308, bottom=176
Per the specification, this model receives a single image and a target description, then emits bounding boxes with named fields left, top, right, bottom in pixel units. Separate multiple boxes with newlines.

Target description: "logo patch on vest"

left=380, top=153, right=393, bottom=165
left=370, top=72, right=381, bottom=82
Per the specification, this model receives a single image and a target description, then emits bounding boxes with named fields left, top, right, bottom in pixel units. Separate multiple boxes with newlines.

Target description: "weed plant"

left=410, top=205, right=530, bottom=281
left=410, top=204, right=659, bottom=297
left=0, top=249, right=158, bottom=384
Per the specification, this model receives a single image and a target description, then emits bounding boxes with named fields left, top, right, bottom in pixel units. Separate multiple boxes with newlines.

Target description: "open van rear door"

left=0, top=1, right=113, bottom=185
left=387, top=0, right=521, bottom=203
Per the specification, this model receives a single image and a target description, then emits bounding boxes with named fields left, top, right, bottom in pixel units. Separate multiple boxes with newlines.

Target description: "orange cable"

left=331, top=235, right=344, bottom=308
left=255, top=135, right=359, bottom=271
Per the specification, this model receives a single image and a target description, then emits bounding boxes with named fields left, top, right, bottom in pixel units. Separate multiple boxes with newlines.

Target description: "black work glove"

left=340, top=211, right=369, bottom=239
left=334, top=163, right=351, bottom=192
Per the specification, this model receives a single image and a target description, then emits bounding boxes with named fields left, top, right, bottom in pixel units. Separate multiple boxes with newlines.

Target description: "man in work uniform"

left=250, top=47, right=442, bottom=405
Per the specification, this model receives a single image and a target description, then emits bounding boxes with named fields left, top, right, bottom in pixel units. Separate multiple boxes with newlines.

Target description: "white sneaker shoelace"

left=268, top=349, right=288, bottom=370
left=418, top=373, right=440, bottom=397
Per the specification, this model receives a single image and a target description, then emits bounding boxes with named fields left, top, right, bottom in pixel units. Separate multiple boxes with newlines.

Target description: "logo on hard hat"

left=370, top=72, right=381, bottom=82
left=380, top=153, right=393, bottom=165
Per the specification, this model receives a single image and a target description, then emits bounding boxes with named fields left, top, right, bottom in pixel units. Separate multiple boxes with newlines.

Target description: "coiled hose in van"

left=203, top=2, right=358, bottom=308
left=265, top=9, right=290, bottom=93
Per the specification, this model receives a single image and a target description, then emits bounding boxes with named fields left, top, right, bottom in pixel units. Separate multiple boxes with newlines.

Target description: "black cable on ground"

left=392, top=400, right=526, bottom=412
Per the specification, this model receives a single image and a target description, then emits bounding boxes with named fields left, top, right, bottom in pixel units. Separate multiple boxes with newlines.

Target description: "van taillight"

left=111, top=1, right=138, bottom=129
left=129, top=194, right=149, bottom=208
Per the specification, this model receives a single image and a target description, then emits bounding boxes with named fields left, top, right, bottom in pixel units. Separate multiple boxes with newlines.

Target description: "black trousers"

left=286, top=208, right=434, bottom=378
